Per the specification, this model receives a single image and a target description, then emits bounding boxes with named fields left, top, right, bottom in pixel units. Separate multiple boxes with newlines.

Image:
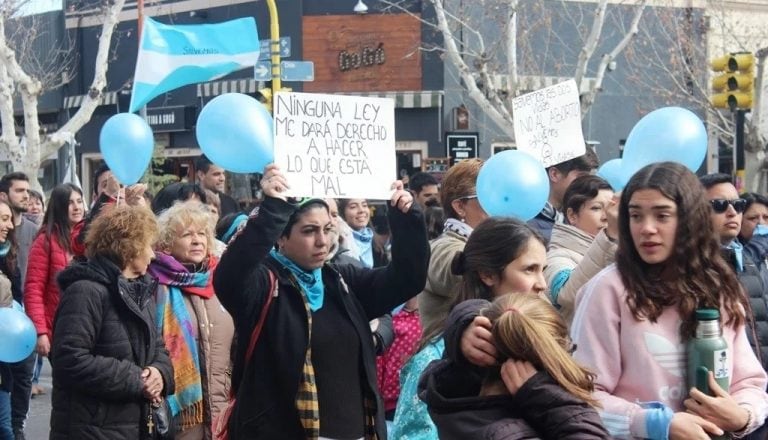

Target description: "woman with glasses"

left=571, top=163, right=768, bottom=439
left=703, top=179, right=768, bottom=439
left=418, top=158, right=487, bottom=331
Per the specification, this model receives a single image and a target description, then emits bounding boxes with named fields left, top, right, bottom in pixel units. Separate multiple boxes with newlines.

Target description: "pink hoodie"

left=571, top=265, right=768, bottom=438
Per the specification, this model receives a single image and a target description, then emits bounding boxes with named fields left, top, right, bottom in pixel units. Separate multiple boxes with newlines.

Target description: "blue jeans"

left=0, top=391, right=12, bottom=440
left=31, top=356, right=42, bottom=385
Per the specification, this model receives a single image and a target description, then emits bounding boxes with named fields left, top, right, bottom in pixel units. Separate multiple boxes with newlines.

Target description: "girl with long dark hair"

left=0, top=200, right=18, bottom=440
left=571, top=162, right=768, bottom=439
left=24, top=183, right=84, bottom=358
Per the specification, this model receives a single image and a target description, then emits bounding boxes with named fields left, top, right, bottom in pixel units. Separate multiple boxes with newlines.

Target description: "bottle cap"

left=695, top=308, right=720, bottom=321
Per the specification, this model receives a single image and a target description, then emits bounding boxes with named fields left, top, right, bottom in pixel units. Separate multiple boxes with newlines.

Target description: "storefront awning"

left=336, top=90, right=443, bottom=109
left=196, top=79, right=259, bottom=98
left=195, top=81, right=443, bottom=110
left=63, top=91, right=118, bottom=109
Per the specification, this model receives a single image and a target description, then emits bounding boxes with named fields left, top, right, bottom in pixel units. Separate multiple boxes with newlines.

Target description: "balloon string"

left=116, top=189, right=122, bottom=207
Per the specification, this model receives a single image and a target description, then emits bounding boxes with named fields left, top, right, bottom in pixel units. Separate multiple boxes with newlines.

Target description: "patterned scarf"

left=149, top=253, right=218, bottom=430
left=352, top=227, right=374, bottom=268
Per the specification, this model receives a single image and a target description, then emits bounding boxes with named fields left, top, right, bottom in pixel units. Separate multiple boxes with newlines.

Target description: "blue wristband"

left=549, top=269, right=571, bottom=308
left=641, top=401, right=674, bottom=440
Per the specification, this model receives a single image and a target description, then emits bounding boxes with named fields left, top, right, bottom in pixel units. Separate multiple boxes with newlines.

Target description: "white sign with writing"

left=273, top=92, right=396, bottom=200
left=512, top=79, right=586, bottom=167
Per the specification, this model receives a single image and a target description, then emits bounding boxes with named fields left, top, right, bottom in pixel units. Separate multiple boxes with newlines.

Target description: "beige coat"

left=545, top=224, right=617, bottom=326
left=418, top=230, right=468, bottom=331
left=0, top=271, right=11, bottom=307
left=175, top=292, right=235, bottom=440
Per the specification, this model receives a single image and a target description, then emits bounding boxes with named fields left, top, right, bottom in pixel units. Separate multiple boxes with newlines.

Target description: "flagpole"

left=137, top=0, right=144, bottom=38
left=137, top=0, right=148, bottom=120
left=265, top=0, right=282, bottom=98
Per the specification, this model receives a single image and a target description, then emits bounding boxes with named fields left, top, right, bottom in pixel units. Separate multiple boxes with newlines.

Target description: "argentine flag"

left=129, top=17, right=260, bottom=113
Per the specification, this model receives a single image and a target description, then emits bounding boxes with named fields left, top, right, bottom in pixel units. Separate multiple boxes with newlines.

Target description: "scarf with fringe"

left=149, top=253, right=218, bottom=430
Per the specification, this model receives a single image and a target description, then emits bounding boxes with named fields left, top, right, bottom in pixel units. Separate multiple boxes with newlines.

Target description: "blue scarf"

left=270, top=249, right=325, bottom=312
left=727, top=240, right=744, bottom=272
left=352, top=227, right=374, bottom=268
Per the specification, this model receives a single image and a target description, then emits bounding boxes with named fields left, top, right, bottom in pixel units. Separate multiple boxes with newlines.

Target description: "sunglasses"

left=455, top=195, right=478, bottom=202
left=709, top=198, right=747, bottom=214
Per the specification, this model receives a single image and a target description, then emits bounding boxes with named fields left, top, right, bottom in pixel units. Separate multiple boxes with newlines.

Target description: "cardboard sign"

left=274, top=91, right=396, bottom=199
left=512, top=79, right=586, bottom=167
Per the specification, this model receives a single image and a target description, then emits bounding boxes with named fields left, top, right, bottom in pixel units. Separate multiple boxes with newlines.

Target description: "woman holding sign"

left=213, top=164, right=429, bottom=439
left=570, top=162, right=768, bottom=439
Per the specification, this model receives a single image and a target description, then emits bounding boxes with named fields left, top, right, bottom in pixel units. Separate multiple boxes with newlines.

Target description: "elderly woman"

left=149, top=201, right=234, bottom=439
left=51, top=205, right=174, bottom=439
left=214, top=164, right=429, bottom=439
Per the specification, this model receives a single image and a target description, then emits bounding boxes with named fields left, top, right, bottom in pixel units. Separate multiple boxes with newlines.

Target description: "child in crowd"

left=419, top=293, right=609, bottom=439
left=391, top=217, right=546, bottom=439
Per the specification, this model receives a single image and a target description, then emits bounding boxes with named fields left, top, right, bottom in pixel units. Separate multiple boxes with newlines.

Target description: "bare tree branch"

left=580, top=0, right=649, bottom=115
left=0, top=0, right=126, bottom=189
left=45, top=0, right=127, bottom=159
left=430, top=0, right=515, bottom=139
left=574, top=0, right=608, bottom=88
left=507, top=4, right=519, bottom=94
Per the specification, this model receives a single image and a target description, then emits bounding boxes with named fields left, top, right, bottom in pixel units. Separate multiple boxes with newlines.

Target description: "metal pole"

left=137, top=0, right=147, bottom=119
left=265, top=0, right=282, bottom=95
left=137, top=0, right=144, bottom=37
left=735, top=109, right=746, bottom=192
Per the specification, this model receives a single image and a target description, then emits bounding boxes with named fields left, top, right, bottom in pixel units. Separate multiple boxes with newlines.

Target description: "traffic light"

left=711, top=52, right=755, bottom=110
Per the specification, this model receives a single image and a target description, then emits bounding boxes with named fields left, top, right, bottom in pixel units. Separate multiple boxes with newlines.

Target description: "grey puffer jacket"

left=724, top=247, right=768, bottom=371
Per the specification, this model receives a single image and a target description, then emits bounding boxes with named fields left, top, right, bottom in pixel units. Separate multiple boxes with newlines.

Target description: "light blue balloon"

left=11, top=300, right=23, bottom=312
left=99, top=113, right=154, bottom=185
left=196, top=93, right=274, bottom=173
left=0, top=307, right=36, bottom=362
left=621, top=107, right=707, bottom=178
left=477, top=150, right=549, bottom=220
left=597, top=159, right=627, bottom=191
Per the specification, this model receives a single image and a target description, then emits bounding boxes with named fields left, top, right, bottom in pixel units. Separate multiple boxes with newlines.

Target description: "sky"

left=16, top=0, right=63, bottom=16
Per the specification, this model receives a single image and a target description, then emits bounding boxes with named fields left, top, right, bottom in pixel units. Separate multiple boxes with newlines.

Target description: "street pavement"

left=22, top=358, right=51, bottom=440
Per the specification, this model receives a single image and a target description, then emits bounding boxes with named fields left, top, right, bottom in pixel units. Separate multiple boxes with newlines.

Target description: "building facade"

left=61, top=0, right=443, bottom=201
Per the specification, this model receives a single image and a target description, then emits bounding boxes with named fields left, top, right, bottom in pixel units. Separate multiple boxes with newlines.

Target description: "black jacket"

left=724, top=247, right=768, bottom=371
left=50, top=255, right=174, bottom=440
left=218, top=192, right=240, bottom=217
left=214, top=197, right=430, bottom=439
left=418, top=360, right=609, bottom=440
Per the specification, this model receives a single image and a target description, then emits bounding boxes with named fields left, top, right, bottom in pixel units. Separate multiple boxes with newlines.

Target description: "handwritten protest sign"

left=274, top=91, right=396, bottom=199
left=512, top=79, right=586, bottom=167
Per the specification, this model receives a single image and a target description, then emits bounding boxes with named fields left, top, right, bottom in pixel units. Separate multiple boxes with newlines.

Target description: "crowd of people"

left=0, top=150, right=768, bottom=440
